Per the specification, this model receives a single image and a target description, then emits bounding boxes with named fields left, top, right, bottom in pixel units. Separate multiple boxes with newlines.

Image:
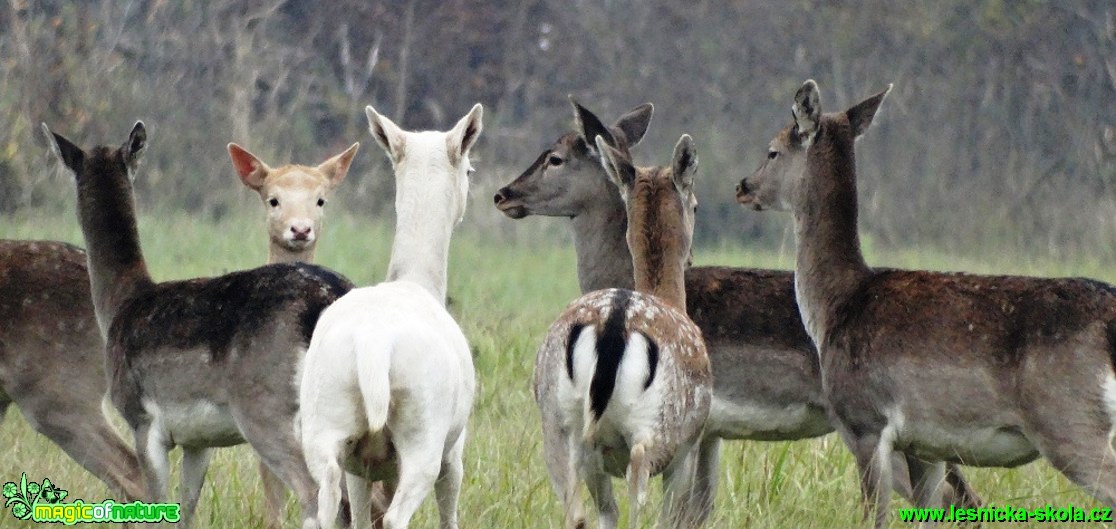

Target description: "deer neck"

left=792, top=132, right=871, bottom=346
left=268, top=243, right=315, bottom=265
left=634, top=254, right=687, bottom=310
left=570, top=195, right=634, bottom=293
left=386, top=203, right=453, bottom=305
left=76, top=168, right=153, bottom=337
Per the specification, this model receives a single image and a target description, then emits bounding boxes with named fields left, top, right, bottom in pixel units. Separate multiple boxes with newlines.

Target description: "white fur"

left=300, top=104, right=482, bottom=529
left=1104, top=374, right=1116, bottom=434
left=707, top=397, right=822, bottom=438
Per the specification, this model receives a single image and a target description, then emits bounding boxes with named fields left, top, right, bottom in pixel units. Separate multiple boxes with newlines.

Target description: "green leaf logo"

left=39, top=479, right=67, bottom=504
left=2, top=473, right=33, bottom=520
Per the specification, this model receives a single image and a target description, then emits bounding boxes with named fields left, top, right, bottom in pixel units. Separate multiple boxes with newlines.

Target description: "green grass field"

left=2, top=204, right=1114, bottom=528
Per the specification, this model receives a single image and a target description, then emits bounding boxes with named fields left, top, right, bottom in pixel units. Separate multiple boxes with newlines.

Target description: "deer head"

left=737, top=79, right=890, bottom=212
left=493, top=97, right=652, bottom=219
left=229, top=143, right=358, bottom=258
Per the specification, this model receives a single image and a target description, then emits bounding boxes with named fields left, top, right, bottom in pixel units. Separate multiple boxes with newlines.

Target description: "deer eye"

left=317, top=198, right=326, bottom=207
left=767, top=150, right=779, bottom=160
left=268, top=198, right=279, bottom=207
left=467, top=167, right=476, bottom=176
left=547, top=154, right=564, bottom=166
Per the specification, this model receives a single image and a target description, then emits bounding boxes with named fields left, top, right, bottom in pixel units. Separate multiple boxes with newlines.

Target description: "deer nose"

left=290, top=224, right=313, bottom=241
left=493, top=187, right=510, bottom=205
left=736, top=180, right=750, bottom=194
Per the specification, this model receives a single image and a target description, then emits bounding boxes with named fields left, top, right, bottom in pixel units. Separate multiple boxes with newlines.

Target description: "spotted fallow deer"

left=229, top=142, right=359, bottom=265
left=42, top=121, right=353, bottom=529
left=227, top=143, right=363, bottom=528
left=493, top=99, right=981, bottom=522
left=300, top=104, right=482, bottom=529
left=738, top=79, right=1116, bottom=527
left=0, top=241, right=145, bottom=500
left=534, top=134, right=711, bottom=529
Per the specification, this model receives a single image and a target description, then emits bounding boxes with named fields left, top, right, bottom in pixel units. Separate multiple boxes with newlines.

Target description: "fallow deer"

left=229, top=142, right=359, bottom=265
left=43, top=121, right=353, bottom=529
left=493, top=99, right=981, bottom=521
left=227, top=142, right=364, bottom=528
left=534, top=134, right=711, bottom=529
left=0, top=241, right=145, bottom=500
left=737, top=79, right=1116, bottom=527
left=299, top=104, right=482, bottom=529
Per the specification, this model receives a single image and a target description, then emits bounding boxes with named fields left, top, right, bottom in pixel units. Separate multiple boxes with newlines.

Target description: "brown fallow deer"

left=228, top=142, right=367, bottom=528
left=0, top=241, right=145, bottom=500
left=535, top=134, right=711, bottom=529
left=737, top=79, right=1116, bottom=528
left=493, top=98, right=981, bottom=522
left=42, top=121, right=353, bottom=529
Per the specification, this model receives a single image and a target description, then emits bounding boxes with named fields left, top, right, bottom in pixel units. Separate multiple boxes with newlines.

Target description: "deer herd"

left=0, top=78, right=1110, bottom=529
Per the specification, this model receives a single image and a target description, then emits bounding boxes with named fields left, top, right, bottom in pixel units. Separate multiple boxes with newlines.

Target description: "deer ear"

left=671, top=134, right=698, bottom=193
left=41, top=123, right=84, bottom=175
left=595, top=135, right=634, bottom=193
left=365, top=105, right=407, bottom=163
left=570, top=95, right=615, bottom=153
left=317, top=142, right=360, bottom=188
left=792, top=79, right=821, bottom=147
left=447, top=103, right=483, bottom=165
left=122, top=121, right=147, bottom=177
left=227, top=143, right=271, bottom=190
left=613, top=103, right=653, bottom=147
left=846, top=84, right=892, bottom=138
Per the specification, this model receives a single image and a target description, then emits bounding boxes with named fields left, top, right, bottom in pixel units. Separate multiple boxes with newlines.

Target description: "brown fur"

left=627, top=167, right=690, bottom=310
left=500, top=100, right=982, bottom=519
left=740, top=79, right=1116, bottom=527
left=0, top=240, right=145, bottom=500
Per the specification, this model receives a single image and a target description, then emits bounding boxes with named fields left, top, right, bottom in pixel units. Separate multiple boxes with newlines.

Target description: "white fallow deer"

left=299, top=104, right=483, bottom=529
left=0, top=241, right=145, bottom=500
left=534, top=134, right=712, bottom=529
left=43, top=121, right=354, bottom=529
left=227, top=142, right=362, bottom=528
left=738, top=79, right=1116, bottom=527
left=494, top=98, right=981, bottom=522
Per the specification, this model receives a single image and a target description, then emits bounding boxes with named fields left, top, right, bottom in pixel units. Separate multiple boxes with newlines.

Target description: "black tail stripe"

left=589, top=290, right=633, bottom=420
left=640, top=331, right=658, bottom=390
left=566, top=323, right=586, bottom=381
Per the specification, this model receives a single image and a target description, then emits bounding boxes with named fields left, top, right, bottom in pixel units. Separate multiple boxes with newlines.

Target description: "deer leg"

left=259, top=461, right=288, bottom=529
left=232, top=408, right=319, bottom=529
left=132, top=422, right=171, bottom=503
left=581, top=451, right=618, bottom=529
left=1032, top=426, right=1116, bottom=507
left=346, top=472, right=374, bottom=529
left=434, top=433, right=465, bottom=529
left=381, top=437, right=442, bottom=529
left=179, top=446, right=213, bottom=527
left=687, top=436, right=720, bottom=527
left=369, top=482, right=389, bottom=529
left=19, top=396, right=146, bottom=500
left=841, top=428, right=894, bottom=529
left=943, top=463, right=982, bottom=508
left=660, top=441, right=702, bottom=529
left=543, top=418, right=585, bottom=529
left=904, top=455, right=946, bottom=511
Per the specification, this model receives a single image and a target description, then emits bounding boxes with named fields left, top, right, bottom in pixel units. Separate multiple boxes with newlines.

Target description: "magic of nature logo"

left=3, top=473, right=180, bottom=524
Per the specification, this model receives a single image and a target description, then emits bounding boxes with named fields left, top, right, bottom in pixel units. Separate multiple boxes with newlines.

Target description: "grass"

left=2, top=202, right=1115, bottom=528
